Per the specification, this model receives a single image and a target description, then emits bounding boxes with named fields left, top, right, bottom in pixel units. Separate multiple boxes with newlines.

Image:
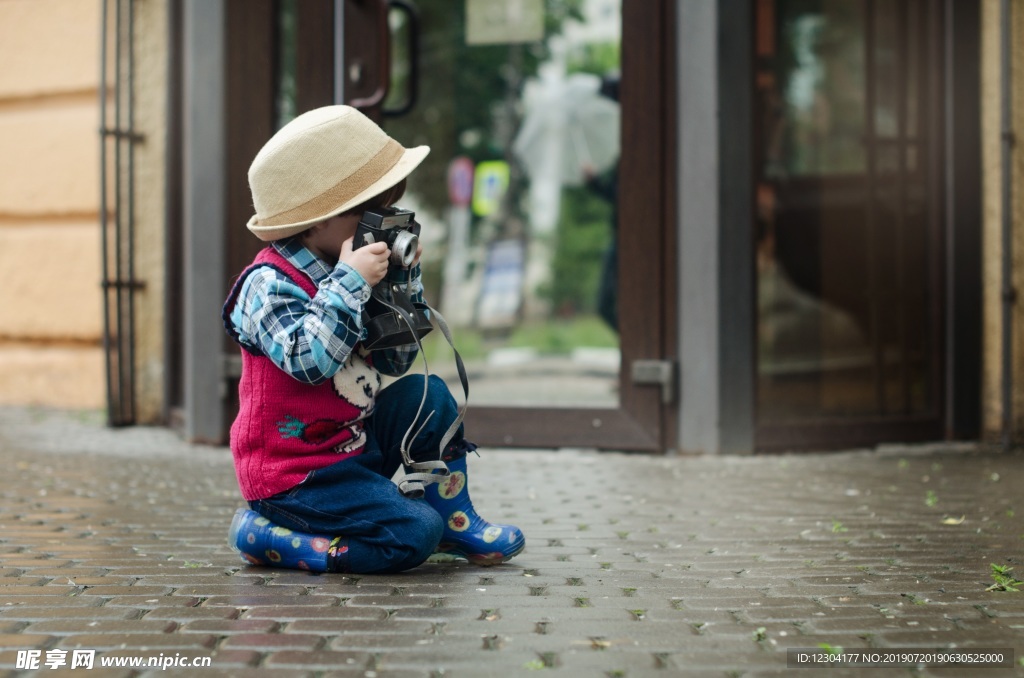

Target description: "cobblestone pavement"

left=0, top=407, right=1022, bottom=677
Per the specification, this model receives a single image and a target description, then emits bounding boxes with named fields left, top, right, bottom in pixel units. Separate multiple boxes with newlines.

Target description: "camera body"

left=354, top=206, right=432, bottom=350
left=354, top=206, right=421, bottom=269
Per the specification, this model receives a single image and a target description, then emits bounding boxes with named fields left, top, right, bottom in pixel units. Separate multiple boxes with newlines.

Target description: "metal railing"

left=99, top=0, right=144, bottom=426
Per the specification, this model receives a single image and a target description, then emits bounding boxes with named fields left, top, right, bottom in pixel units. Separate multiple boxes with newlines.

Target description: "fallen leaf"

left=941, top=516, right=966, bottom=525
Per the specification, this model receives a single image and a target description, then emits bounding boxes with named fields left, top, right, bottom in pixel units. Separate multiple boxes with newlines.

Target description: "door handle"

left=382, top=0, right=419, bottom=117
left=346, top=0, right=419, bottom=115
left=347, top=0, right=390, bottom=110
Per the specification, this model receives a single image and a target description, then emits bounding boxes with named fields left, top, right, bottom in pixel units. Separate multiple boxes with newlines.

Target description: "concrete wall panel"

left=0, top=0, right=101, bottom=98
left=0, top=222, right=102, bottom=340
left=131, top=0, right=168, bottom=424
left=981, top=0, right=1024, bottom=440
left=0, top=345, right=103, bottom=408
left=0, top=102, right=99, bottom=216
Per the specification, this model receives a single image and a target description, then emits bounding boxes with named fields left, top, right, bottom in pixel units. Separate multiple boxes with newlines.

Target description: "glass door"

left=754, top=0, right=944, bottom=449
left=262, top=0, right=675, bottom=450
left=379, top=0, right=623, bottom=411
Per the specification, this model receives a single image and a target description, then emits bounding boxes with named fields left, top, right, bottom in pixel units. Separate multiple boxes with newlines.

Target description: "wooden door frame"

left=330, top=0, right=679, bottom=452
left=748, top=0, right=982, bottom=451
left=676, top=0, right=757, bottom=455
left=176, top=0, right=678, bottom=452
left=464, top=0, right=677, bottom=451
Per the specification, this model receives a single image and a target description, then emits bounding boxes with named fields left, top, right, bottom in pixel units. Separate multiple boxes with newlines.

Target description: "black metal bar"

left=101, top=279, right=146, bottom=290
left=164, top=0, right=184, bottom=424
left=114, top=0, right=125, bottom=425
left=926, top=0, right=942, bottom=423
left=923, top=0, right=944, bottom=422
left=98, top=0, right=139, bottom=427
left=864, top=0, right=886, bottom=415
left=100, top=127, right=144, bottom=141
left=896, top=0, right=911, bottom=413
left=943, top=0, right=983, bottom=440
left=126, top=0, right=138, bottom=426
left=99, top=0, right=114, bottom=426
left=334, top=0, right=345, bottom=104
left=1000, top=0, right=1014, bottom=450
left=942, top=0, right=955, bottom=435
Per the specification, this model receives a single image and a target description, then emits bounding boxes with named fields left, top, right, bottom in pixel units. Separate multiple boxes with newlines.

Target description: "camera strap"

left=369, top=285, right=471, bottom=498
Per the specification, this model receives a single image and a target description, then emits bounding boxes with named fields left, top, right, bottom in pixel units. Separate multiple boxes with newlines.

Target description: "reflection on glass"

left=382, top=0, right=622, bottom=408
left=756, top=0, right=936, bottom=423
left=772, top=0, right=865, bottom=177
left=275, top=0, right=297, bottom=129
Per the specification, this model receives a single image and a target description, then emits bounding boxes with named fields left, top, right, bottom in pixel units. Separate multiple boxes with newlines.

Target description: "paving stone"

left=0, top=586, right=80, bottom=597
left=24, top=620, right=178, bottom=635
left=0, top=578, right=51, bottom=587
left=0, top=607, right=142, bottom=621
left=142, top=607, right=240, bottom=621
left=0, top=596, right=107, bottom=609
left=103, top=595, right=203, bottom=609
left=59, top=633, right=219, bottom=650
left=221, top=633, right=325, bottom=651
left=62, top=577, right=141, bottom=587
left=1, top=410, right=1023, bottom=675
left=4, top=568, right=109, bottom=579
left=284, top=618, right=434, bottom=635
left=0, top=634, right=54, bottom=649
left=180, top=618, right=280, bottom=634
left=241, top=605, right=388, bottom=621
left=198, top=594, right=344, bottom=608
left=76, top=586, right=174, bottom=597
left=321, top=670, right=432, bottom=678
left=154, top=667, right=306, bottom=678
left=173, top=584, right=308, bottom=597
left=263, top=649, right=373, bottom=669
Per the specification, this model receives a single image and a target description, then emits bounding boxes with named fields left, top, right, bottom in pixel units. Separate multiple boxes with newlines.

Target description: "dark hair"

left=342, top=178, right=407, bottom=216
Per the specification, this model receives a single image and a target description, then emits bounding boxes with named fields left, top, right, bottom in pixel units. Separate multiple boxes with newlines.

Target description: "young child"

left=223, top=105, right=524, bottom=573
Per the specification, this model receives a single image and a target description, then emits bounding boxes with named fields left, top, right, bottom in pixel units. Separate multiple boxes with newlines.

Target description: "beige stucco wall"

left=0, top=0, right=167, bottom=420
left=2, top=1, right=1015, bottom=441
left=0, top=0, right=104, bottom=408
left=981, top=0, right=1024, bottom=441
left=132, top=0, right=168, bottom=424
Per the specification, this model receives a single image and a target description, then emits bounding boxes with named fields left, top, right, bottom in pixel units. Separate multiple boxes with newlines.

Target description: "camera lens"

left=390, top=230, right=419, bottom=268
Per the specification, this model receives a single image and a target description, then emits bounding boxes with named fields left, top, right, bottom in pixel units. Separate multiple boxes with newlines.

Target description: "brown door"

left=222, top=0, right=676, bottom=452
left=753, top=0, right=945, bottom=449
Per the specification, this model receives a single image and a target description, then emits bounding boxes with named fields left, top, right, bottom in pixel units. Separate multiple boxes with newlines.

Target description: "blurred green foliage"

left=542, top=185, right=613, bottom=315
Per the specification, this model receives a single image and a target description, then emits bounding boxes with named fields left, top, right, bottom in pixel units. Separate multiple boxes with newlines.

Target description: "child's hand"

left=340, top=236, right=390, bottom=287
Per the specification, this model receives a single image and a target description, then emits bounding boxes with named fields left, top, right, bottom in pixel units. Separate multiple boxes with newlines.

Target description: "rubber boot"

left=423, top=447, right=525, bottom=566
left=228, top=508, right=349, bottom=572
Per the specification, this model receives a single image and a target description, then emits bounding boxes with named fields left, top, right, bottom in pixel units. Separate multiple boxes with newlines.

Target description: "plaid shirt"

left=228, top=237, right=421, bottom=383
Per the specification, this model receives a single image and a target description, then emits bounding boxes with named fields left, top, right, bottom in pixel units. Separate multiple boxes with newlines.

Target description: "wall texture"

left=131, top=0, right=168, bottom=424
left=0, top=0, right=104, bottom=408
left=981, top=0, right=1024, bottom=441
left=0, top=0, right=168, bottom=421
left=3, top=0, right=1016, bottom=444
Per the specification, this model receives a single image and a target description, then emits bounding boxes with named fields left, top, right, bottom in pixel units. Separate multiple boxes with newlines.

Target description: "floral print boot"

left=423, top=452, right=525, bottom=566
left=228, top=508, right=349, bottom=572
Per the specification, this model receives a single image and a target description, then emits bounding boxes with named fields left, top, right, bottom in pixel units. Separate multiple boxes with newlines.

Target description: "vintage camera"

left=355, top=206, right=421, bottom=268
left=354, top=206, right=433, bottom=350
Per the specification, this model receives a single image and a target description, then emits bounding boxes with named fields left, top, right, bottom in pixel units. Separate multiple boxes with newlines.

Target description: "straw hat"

left=246, top=105, right=430, bottom=241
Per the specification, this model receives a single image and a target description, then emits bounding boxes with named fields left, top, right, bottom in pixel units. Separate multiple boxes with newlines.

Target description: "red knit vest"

left=224, top=246, right=378, bottom=500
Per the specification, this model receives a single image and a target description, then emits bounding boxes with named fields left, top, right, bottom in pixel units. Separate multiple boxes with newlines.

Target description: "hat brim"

left=246, top=145, right=430, bottom=242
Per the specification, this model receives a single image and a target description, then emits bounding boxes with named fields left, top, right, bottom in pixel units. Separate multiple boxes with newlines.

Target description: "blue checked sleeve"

left=229, top=263, right=371, bottom=385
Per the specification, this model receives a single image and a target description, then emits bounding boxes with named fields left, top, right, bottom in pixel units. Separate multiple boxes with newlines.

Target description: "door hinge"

left=631, top=359, right=678, bottom=405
